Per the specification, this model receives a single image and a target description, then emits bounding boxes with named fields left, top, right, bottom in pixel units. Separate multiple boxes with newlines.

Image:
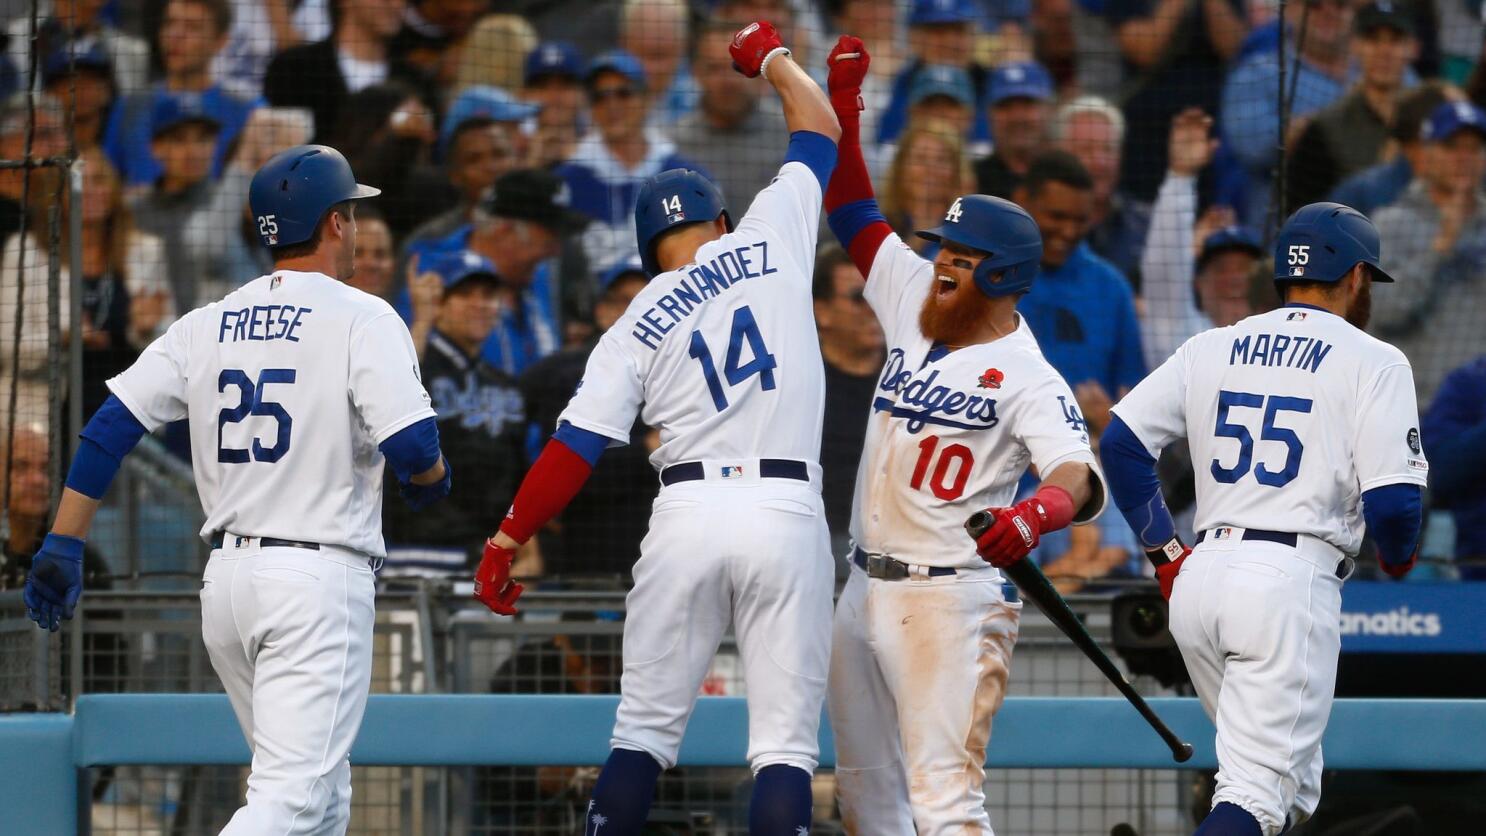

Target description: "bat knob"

left=965, top=510, right=993, bottom=539
left=1173, top=741, right=1194, bottom=763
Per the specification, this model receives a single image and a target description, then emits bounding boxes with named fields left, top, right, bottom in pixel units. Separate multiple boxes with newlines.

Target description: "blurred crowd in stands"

left=0, top=0, right=1483, bottom=596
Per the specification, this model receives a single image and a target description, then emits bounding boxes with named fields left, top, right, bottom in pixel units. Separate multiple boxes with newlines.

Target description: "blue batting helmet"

left=916, top=195, right=1043, bottom=297
left=633, top=169, right=731, bottom=277
left=1274, top=202, right=1395, bottom=283
left=249, top=145, right=381, bottom=249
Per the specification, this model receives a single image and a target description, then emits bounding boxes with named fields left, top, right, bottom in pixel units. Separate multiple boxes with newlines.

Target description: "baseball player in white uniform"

left=1101, top=203, right=1428, bottom=836
left=821, top=38, right=1106, bottom=834
left=24, top=145, right=452, bottom=834
left=469, top=22, right=840, bottom=835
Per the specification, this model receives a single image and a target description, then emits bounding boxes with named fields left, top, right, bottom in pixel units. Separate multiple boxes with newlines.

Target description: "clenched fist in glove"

left=826, top=35, right=870, bottom=114
left=474, top=539, right=524, bottom=615
left=973, top=485, right=1076, bottom=568
left=730, top=21, right=789, bottom=79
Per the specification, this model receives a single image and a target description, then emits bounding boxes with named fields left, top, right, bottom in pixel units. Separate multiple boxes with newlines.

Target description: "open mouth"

left=935, top=274, right=959, bottom=297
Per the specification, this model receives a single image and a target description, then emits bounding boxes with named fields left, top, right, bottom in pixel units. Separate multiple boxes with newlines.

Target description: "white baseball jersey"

left=850, top=235, right=1106, bottom=570
left=1111, top=305, right=1429, bottom=554
left=559, top=162, right=825, bottom=467
left=108, top=270, right=435, bottom=557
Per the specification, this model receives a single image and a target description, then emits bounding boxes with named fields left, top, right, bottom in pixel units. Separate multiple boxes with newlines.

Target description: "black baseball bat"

left=966, top=510, right=1194, bottom=763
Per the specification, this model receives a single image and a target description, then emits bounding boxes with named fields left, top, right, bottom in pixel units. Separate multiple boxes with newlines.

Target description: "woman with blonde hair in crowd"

left=1, top=148, right=168, bottom=419
left=452, top=14, right=539, bottom=94
left=878, top=118, right=977, bottom=257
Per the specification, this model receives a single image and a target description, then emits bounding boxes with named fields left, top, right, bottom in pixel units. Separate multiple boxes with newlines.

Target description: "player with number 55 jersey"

left=821, top=37, right=1106, bottom=834
left=1101, top=203, right=1428, bottom=836
left=472, top=21, right=840, bottom=836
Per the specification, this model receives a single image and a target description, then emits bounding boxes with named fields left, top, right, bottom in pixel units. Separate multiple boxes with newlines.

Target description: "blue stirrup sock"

left=749, top=764, right=814, bottom=834
left=1194, top=802, right=1263, bottom=836
left=583, top=747, right=662, bottom=835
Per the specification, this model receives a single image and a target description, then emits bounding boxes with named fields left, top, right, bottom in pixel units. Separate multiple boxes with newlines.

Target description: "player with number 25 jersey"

left=820, top=37, right=1106, bottom=835
left=1102, top=203, right=1427, bottom=836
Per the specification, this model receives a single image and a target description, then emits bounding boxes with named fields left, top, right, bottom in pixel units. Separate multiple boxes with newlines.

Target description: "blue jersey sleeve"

left=1099, top=415, right=1176, bottom=549
left=554, top=421, right=610, bottom=467
left=1361, top=483, right=1423, bottom=565
left=66, top=395, right=150, bottom=499
left=379, top=417, right=442, bottom=484
left=784, top=130, right=838, bottom=189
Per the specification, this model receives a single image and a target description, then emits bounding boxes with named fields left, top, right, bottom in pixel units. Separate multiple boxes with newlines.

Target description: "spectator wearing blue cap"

left=518, top=257, right=658, bottom=575
left=974, top=60, right=1054, bottom=199
left=405, top=116, right=519, bottom=250
left=128, top=93, right=225, bottom=316
left=1142, top=107, right=1266, bottom=370
left=1014, top=151, right=1145, bottom=432
left=264, top=0, right=430, bottom=144
left=39, top=40, right=115, bottom=151
left=403, top=167, right=590, bottom=376
left=1373, top=100, right=1486, bottom=402
left=5, top=0, right=149, bottom=96
left=439, top=85, right=540, bottom=166
left=1105, top=0, right=1248, bottom=202
left=1331, top=81, right=1458, bottom=216
left=620, top=0, right=700, bottom=126
left=674, top=19, right=789, bottom=210
left=556, top=49, right=707, bottom=272
left=522, top=41, right=587, bottom=168
left=875, top=0, right=994, bottom=149
left=382, top=251, right=533, bottom=578
left=1285, top=2, right=1421, bottom=211
left=104, top=0, right=260, bottom=189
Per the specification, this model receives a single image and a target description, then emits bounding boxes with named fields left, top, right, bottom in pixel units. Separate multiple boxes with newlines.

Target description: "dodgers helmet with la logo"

left=1273, top=202, right=1396, bottom=284
left=915, top=194, right=1043, bottom=297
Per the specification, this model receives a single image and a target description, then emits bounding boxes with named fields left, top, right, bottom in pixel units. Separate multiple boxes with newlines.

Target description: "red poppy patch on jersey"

left=977, top=368, right=1004, bottom=389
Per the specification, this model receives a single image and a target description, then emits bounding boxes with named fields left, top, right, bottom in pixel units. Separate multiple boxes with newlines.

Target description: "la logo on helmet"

left=945, top=198, right=963, bottom=223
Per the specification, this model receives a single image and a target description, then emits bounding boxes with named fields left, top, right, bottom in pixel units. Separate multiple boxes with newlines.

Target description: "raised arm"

left=820, top=36, right=895, bottom=279
left=730, top=22, right=841, bottom=142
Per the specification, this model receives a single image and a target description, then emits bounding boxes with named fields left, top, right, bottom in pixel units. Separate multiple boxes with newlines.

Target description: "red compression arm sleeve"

left=497, top=438, right=594, bottom=544
left=823, top=92, right=892, bottom=277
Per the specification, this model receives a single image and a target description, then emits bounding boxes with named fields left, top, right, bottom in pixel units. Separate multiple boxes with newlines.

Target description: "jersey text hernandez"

left=631, top=241, right=777, bottom=350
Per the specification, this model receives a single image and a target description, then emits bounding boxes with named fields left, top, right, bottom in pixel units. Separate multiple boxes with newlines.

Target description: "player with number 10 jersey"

left=820, top=37, right=1106, bottom=834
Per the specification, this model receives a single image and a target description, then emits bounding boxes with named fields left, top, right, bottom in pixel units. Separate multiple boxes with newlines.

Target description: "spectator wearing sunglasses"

left=556, top=50, right=709, bottom=271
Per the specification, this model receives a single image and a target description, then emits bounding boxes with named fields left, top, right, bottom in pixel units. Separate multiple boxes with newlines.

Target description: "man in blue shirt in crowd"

left=1423, top=355, right=1486, bottom=579
left=1014, top=150, right=1145, bottom=431
left=402, top=168, right=588, bottom=376
left=876, top=0, right=993, bottom=147
left=104, top=0, right=258, bottom=187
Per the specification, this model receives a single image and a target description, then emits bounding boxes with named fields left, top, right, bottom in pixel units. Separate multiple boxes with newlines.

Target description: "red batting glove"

left=826, top=35, right=870, bottom=116
left=1378, top=550, right=1416, bottom=580
left=974, top=499, right=1046, bottom=568
left=730, top=21, right=788, bottom=79
left=474, top=540, right=524, bottom=615
left=1147, top=543, right=1194, bottom=602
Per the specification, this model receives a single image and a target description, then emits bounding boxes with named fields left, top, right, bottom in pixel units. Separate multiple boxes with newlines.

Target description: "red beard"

left=919, top=279, right=996, bottom=345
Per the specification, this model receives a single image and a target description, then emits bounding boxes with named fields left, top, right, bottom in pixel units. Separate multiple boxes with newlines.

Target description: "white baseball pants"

left=1169, top=529, right=1349, bottom=836
left=828, top=562, right=1021, bottom=835
left=611, top=477, right=834, bottom=773
left=200, top=538, right=377, bottom=835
